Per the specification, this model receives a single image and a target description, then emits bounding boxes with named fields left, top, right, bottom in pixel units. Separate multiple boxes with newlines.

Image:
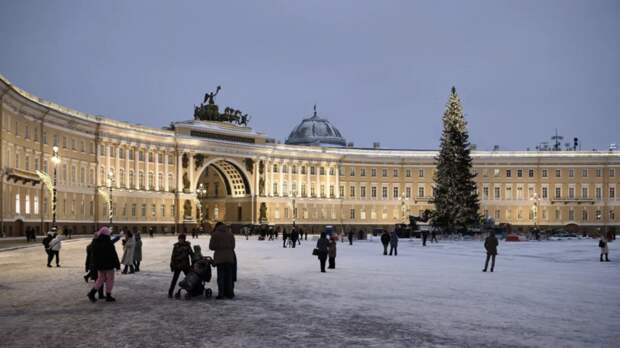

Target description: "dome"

left=285, top=108, right=346, bottom=147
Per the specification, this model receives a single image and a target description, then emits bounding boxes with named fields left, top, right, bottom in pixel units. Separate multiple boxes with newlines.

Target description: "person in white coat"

left=121, top=231, right=136, bottom=274
left=47, top=231, right=64, bottom=267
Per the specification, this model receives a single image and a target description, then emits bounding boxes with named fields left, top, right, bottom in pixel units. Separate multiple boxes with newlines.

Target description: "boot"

left=105, top=293, right=116, bottom=302
left=600, top=255, right=604, bottom=262
left=98, top=288, right=105, bottom=299
left=87, top=288, right=97, bottom=303
left=605, top=254, right=610, bottom=262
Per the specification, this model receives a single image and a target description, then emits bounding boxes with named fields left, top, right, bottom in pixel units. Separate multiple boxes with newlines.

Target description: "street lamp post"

left=196, top=183, right=207, bottom=228
left=107, top=170, right=114, bottom=230
left=530, top=192, right=540, bottom=228
left=51, top=146, right=61, bottom=229
left=399, top=192, right=408, bottom=224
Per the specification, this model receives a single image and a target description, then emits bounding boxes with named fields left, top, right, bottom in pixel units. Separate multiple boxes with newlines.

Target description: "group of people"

left=380, top=229, right=399, bottom=256
left=314, top=232, right=337, bottom=272
left=168, top=222, right=237, bottom=300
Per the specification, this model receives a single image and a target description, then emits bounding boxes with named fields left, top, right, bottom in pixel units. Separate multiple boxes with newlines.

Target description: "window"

left=382, top=186, right=388, bottom=198
left=542, top=187, right=548, bottom=199
left=141, top=204, right=147, bottom=217
left=129, top=149, right=134, bottom=160
left=371, top=168, right=377, bottom=177
left=152, top=204, right=157, bottom=217
left=139, top=150, right=145, bottom=161
left=310, top=166, right=315, bottom=175
left=568, top=169, right=574, bottom=177
left=350, top=208, right=355, bottom=219
left=360, top=168, right=366, bottom=177
left=148, top=152, right=154, bottom=162
left=528, top=169, right=534, bottom=177
left=393, top=169, right=398, bottom=177
left=418, top=186, right=425, bottom=198
left=273, top=183, right=278, bottom=195
left=161, top=204, right=166, bottom=217
left=555, top=187, right=561, bottom=199
left=581, top=186, right=588, bottom=199
left=610, top=187, right=616, bottom=199
left=13, top=193, right=20, bottom=214
left=505, top=186, right=512, bottom=199
left=292, top=166, right=297, bottom=174
left=596, top=187, right=602, bottom=200
left=494, top=186, right=500, bottom=199
left=405, top=169, right=411, bottom=177
left=393, top=186, right=399, bottom=198
left=371, top=186, right=377, bottom=198
left=349, top=186, right=355, bottom=198
left=25, top=194, right=30, bottom=214
left=406, top=187, right=411, bottom=198
left=517, top=186, right=524, bottom=200
left=329, top=185, right=334, bottom=197
left=610, top=168, right=616, bottom=177
left=320, top=167, right=325, bottom=176
left=139, top=172, right=145, bottom=189
left=168, top=174, right=174, bottom=191
left=329, top=167, right=335, bottom=176
left=34, top=195, right=39, bottom=215
left=301, top=183, right=306, bottom=197
left=582, top=168, right=588, bottom=177
left=382, top=168, right=387, bottom=177
left=131, top=204, right=137, bottom=217
left=148, top=172, right=154, bottom=190
left=419, top=169, right=425, bottom=178
left=310, top=184, right=315, bottom=197
left=542, top=169, right=548, bottom=178
left=517, top=169, right=522, bottom=177
left=320, top=185, right=325, bottom=197
left=555, top=169, right=561, bottom=177
left=349, top=167, right=355, bottom=176
left=361, top=186, right=366, bottom=198
left=568, top=186, right=575, bottom=199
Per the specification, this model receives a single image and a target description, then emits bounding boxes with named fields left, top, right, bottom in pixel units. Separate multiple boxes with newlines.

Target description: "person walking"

left=84, top=234, right=106, bottom=300
left=422, top=230, right=428, bottom=246
left=121, top=231, right=136, bottom=274
left=316, top=232, right=329, bottom=272
left=327, top=235, right=337, bottom=269
left=133, top=232, right=142, bottom=272
left=149, top=227, right=154, bottom=238
left=87, top=227, right=121, bottom=302
left=169, top=233, right=194, bottom=298
left=42, top=231, right=54, bottom=266
left=483, top=232, right=499, bottom=272
left=282, top=227, right=288, bottom=248
left=389, top=230, right=399, bottom=256
left=380, top=229, right=390, bottom=255
left=48, top=231, right=63, bottom=267
left=599, top=235, right=610, bottom=262
left=431, top=230, right=438, bottom=243
left=291, top=227, right=299, bottom=248
left=348, top=230, right=354, bottom=245
left=209, top=222, right=236, bottom=299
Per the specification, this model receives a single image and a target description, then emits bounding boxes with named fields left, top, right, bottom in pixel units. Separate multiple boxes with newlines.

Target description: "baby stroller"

left=175, top=256, right=214, bottom=300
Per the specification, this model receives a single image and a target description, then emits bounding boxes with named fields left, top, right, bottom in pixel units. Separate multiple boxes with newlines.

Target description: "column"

left=155, top=148, right=160, bottom=191
left=254, top=158, right=259, bottom=197
left=124, top=147, right=130, bottom=189
left=316, top=162, right=321, bottom=197
left=335, top=163, right=340, bottom=198
left=287, top=160, right=292, bottom=196
left=305, top=161, right=311, bottom=197
left=278, top=159, right=284, bottom=197
left=176, top=151, right=183, bottom=192
left=134, top=146, right=140, bottom=189
left=105, top=143, right=111, bottom=185
left=188, top=152, right=194, bottom=193
left=115, top=145, right=120, bottom=189
left=326, top=163, right=331, bottom=198
left=164, top=151, right=170, bottom=191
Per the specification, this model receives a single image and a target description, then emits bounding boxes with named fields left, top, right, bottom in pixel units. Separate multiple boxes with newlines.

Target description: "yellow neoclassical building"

left=1, top=74, right=618, bottom=237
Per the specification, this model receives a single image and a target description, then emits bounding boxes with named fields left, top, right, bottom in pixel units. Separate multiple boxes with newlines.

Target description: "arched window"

left=158, top=173, right=163, bottom=190
left=148, top=172, right=154, bottom=190
left=139, top=171, right=145, bottom=189
left=119, top=169, right=125, bottom=188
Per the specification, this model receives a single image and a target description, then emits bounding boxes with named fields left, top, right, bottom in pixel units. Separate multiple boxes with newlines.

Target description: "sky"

left=1, top=0, right=619, bottom=150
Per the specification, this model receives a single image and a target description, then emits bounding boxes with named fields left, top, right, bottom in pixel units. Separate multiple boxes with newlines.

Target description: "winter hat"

left=97, top=226, right=112, bottom=236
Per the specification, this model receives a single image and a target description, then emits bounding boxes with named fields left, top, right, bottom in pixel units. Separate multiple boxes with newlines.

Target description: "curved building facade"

left=1, top=74, right=619, bottom=237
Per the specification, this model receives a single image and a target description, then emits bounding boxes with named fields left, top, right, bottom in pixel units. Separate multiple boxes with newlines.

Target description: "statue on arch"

left=204, top=86, right=221, bottom=105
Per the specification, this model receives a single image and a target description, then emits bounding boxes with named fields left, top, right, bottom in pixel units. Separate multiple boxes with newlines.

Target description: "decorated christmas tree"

left=432, top=87, right=480, bottom=232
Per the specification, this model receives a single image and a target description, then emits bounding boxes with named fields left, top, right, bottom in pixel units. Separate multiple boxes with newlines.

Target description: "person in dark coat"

left=291, top=228, right=299, bottom=248
left=83, top=235, right=104, bottom=300
left=282, top=227, right=289, bottom=248
left=209, top=222, right=236, bottom=299
left=422, top=230, right=428, bottom=246
left=431, top=230, right=438, bottom=243
left=348, top=230, right=354, bottom=245
left=42, top=231, right=54, bottom=266
left=389, top=230, right=399, bottom=256
left=168, top=234, right=194, bottom=298
left=133, top=232, right=142, bottom=272
left=483, top=232, right=499, bottom=272
left=327, top=236, right=337, bottom=269
left=87, top=227, right=121, bottom=302
left=316, top=232, right=329, bottom=272
left=599, top=235, right=610, bottom=262
left=380, top=230, right=390, bottom=255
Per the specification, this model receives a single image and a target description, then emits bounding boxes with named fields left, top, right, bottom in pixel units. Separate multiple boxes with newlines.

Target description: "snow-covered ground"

left=0, top=236, right=618, bottom=348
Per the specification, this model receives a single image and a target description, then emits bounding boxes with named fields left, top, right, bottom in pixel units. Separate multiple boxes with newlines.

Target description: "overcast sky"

left=1, top=1, right=619, bottom=150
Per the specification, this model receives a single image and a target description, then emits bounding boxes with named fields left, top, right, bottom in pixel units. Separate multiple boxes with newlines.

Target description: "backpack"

left=599, top=240, right=606, bottom=248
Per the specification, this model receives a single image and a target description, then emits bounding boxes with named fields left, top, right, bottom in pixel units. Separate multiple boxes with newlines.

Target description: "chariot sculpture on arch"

left=193, top=85, right=251, bottom=126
